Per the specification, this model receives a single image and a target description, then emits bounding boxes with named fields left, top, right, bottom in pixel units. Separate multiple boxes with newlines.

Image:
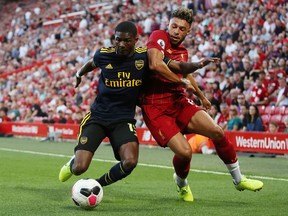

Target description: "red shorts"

left=141, top=97, right=202, bottom=147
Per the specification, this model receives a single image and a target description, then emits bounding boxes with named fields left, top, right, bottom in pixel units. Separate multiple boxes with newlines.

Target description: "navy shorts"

left=75, top=112, right=139, bottom=160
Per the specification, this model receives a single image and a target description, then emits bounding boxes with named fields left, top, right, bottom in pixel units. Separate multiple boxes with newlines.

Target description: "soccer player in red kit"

left=141, top=7, right=263, bottom=202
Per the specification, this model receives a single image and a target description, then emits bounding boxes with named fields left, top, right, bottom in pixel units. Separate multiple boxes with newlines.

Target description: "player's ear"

left=135, top=36, right=139, bottom=43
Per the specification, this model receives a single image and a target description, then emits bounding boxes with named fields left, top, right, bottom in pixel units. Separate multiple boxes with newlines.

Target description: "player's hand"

left=179, top=78, right=196, bottom=93
left=185, top=83, right=196, bottom=93
left=75, top=77, right=81, bottom=88
left=199, top=57, right=221, bottom=68
left=201, top=97, right=212, bottom=110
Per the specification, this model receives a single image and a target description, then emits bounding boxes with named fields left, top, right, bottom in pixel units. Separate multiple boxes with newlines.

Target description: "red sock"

left=213, top=135, right=237, bottom=164
left=173, top=155, right=191, bottom=179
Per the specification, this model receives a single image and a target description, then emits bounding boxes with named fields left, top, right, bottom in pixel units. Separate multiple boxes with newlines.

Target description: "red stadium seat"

left=261, top=114, right=271, bottom=126
left=257, top=106, right=266, bottom=115
left=274, top=106, right=286, bottom=115
left=270, top=114, right=282, bottom=125
left=285, top=107, right=288, bottom=115
left=264, top=106, right=275, bottom=115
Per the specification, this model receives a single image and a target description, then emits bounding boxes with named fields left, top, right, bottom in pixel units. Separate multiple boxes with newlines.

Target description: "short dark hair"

left=172, top=7, right=193, bottom=25
left=115, top=21, right=137, bottom=37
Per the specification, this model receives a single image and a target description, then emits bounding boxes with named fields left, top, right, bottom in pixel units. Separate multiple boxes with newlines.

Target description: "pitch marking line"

left=1, top=147, right=288, bottom=182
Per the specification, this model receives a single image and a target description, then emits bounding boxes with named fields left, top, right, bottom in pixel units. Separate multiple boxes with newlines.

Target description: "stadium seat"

left=264, top=106, right=275, bottom=115
left=270, top=114, right=282, bottom=125
left=257, top=106, right=266, bottom=115
left=285, top=107, right=288, bottom=115
left=274, top=106, right=286, bottom=115
left=261, top=114, right=271, bottom=126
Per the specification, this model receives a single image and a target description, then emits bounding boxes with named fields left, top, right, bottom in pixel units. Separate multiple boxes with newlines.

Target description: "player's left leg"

left=97, top=141, right=139, bottom=186
left=97, top=122, right=139, bottom=187
left=185, top=110, right=263, bottom=192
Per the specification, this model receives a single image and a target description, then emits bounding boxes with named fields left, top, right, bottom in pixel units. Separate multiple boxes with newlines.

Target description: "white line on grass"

left=1, top=147, right=288, bottom=182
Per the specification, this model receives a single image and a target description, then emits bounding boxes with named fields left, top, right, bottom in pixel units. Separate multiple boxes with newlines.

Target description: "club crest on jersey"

left=135, top=60, right=144, bottom=70
left=166, top=49, right=172, bottom=54
left=157, top=39, right=165, bottom=49
left=80, top=136, right=88, bottom=144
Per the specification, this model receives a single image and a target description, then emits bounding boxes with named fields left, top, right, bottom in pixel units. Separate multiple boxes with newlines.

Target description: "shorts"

left=75, top=112, right=139, bottom=160
left=141, top=97, right=202, bottom=147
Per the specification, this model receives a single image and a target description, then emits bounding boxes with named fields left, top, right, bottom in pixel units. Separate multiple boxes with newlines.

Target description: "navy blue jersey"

left=90, top=47, right=170, bottom=121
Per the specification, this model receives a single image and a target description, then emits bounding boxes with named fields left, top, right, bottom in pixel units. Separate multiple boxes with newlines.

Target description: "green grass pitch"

left=0, top=137, right=287, bottom=216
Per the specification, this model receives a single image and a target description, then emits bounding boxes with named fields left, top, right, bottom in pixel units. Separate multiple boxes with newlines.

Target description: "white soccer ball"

left=71, top=178, right=103, bottom=210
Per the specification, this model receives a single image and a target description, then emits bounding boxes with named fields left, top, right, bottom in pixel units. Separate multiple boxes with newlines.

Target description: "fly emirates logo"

left=235, top=136, right=288, bottom=150
left=105, top=72, right=142, bottom=88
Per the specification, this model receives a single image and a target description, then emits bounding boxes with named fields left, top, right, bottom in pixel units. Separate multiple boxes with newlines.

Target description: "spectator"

left=283, top=116, right=288, bottom=133
left=226, top=105, right=242, bottom=131
left=22, top=108, right=34, bottom=123
left=0, top=107, right=11, bottom=122
left=232, top=71, right=244, bottom=92
left=236, top=93, right=249, bottom=111
left=242, top=105, right=264, bottom=132
left=267, top=121, right=279, bottom=133
left=56, top=110, right=67, bottom=124
left=204, top=89, right=220, bottom=112
left=242, top=79, right=253, bottom=103
left=208, top=104, right=221, bottom=125
left=251, top=77, right=269, bottom=106
left=275, top=74, right=288, bottom=107
left=218, top=102, right=229, bottom=130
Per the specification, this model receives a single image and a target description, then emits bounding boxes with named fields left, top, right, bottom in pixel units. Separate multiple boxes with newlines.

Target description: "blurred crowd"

left=0, top=0, right=287, bottom=133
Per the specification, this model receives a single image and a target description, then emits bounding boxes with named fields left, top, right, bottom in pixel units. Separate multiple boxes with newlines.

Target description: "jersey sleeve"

left=92, top=49, right=101, bottom=67
left=146, top=30, right=169, bottom=52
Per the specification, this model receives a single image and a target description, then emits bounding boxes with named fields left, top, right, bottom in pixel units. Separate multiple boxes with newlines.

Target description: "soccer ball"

left=71, top=178, right=103, bottom=210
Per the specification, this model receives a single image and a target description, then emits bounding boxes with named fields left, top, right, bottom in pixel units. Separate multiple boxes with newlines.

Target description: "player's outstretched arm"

left=147, top=48, right=193, bottom=89
left=168, top=57, right=220, bottom=75
left=75, top=58, right=97, bottom=88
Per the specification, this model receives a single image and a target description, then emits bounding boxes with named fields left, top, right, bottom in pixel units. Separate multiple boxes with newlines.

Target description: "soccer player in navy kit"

left=58, top=21, right=215, bottom=187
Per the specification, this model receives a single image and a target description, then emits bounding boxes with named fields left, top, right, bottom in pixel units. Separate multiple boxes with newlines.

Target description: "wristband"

left=76, top=71, right=81, bottom=78
left=180, top=78, right=191, bottom=85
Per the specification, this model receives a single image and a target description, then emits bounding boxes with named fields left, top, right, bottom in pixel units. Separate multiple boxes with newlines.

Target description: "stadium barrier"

left=0, top=122, right=287, bottom=154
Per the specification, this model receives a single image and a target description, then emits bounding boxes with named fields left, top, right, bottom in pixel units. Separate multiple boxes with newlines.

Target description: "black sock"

left=97, top=161, right=134, bottom=187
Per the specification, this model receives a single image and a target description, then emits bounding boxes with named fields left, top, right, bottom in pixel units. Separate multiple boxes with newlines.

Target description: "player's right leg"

left=59, top=114, right=106, bottom=182
left=59, top=150, right=93, bottom=182
left=167, top=133, right=194, bottom=202
left=142, top=104, right=193, bottom=202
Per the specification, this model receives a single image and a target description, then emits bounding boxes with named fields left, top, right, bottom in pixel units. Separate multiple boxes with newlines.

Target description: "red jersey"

left=143, top=30, right=188, bottom=104
left=251, top=85, right=268, bottom=104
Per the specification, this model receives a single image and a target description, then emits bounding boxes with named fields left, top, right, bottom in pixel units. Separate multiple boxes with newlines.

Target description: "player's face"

left=115, top=31, right=138, bottom=57
left=168, top=18, right=191, bottom=47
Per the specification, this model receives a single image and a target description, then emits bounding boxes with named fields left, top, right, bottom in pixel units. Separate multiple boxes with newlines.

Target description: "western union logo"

left=105, top=64, right=113, bottom=69
left=135, top=60, right=144, bottom=70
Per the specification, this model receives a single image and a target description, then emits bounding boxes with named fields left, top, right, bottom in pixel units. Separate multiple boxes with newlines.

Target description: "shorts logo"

left=135, top=60, right=144, bottom=70
left=80, top=136, right=88, bottom=144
